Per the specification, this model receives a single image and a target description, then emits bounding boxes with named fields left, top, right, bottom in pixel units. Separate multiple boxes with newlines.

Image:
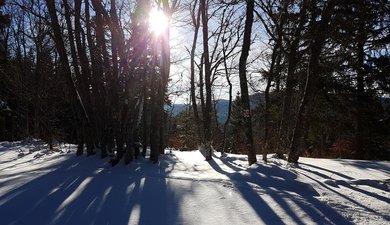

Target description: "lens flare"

left=149, top=9, right=168, bottom=36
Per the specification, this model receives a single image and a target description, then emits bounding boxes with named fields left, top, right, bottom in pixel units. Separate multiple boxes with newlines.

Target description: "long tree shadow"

left=299, top=162, right=354, bottom=180
left=299, top=160, right=390, bottom=198
left=297, top=165, right=390, bottom=220
left=337, top=159, right=390, bottom=175
left=0, top=154, right=182, bottom=225
left=207, top=156, right=354, bottom=225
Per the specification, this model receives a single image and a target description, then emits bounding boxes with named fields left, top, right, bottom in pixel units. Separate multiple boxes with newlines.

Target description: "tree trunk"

left=263, top=70, right=273, bottom=162
left=83, top=0, right=107, bottom=158
left=142, top=83, right=150, bottom=158
left=158, top=2, right=172, bottom=155
left=149, top=49, right=160, bottom=163
left=63, top=0, right=94, bottom=156
left=45, top=0, right=91, bottom=156
left=288, top=0, right=336, bottom=164
left=355, top=23, right=368, bottom=159
left=91, top=0, right=115, bottom=158
left=277, top=0, right=308, bottom=159
left=262, top=9, right=286, bottom=161
left=221, top=39, right=233, bottom=155
left=199, top=54, right=205, bottom=140
left=62, top=0, right=81, bottom=82
left=74, top=0, right=97, bottom=149
left=190, top=0, right=202, bottom=143
left=200, top=0, right=212, bottom=160
left=239, top=0, right=257, bottom=166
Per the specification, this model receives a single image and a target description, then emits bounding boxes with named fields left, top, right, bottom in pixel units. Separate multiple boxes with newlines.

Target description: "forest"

left=0, top=0, right=389, bottom=165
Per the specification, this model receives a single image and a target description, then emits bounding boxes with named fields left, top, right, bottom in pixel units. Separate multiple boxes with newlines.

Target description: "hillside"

left=167, top=95, right=390, bottom=125
left=167, top=93, right=265, bottom=123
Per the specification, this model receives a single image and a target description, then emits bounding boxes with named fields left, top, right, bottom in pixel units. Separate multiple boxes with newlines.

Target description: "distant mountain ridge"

left=166, top=93, right=265, bottom=124
left=167, top=94, right=390, bottom=124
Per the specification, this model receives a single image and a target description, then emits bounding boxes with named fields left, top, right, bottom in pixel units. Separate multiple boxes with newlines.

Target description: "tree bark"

left=200, top=0, right=212, bottom=160
left=198, top=54, right=205, bottom=138
left=276, top=0, right=308, bottom=158
left=45, top=0, right=91, bottom=156
left=355, top=15, right=368, bottom=159
left=239, top=0, right=257, bottom=166
left=190, top=0, right=202, bottom=143
left=288, top=0, right=336, bottom=164
left=83, top=0, right=107, bottom=158
left=63, top=0, right=94, bottom=155
left=221, top=38, right=233, bottom=155
left=91, top=0, right=117, bottom=159
left=150, top=52, right=160, bottom=163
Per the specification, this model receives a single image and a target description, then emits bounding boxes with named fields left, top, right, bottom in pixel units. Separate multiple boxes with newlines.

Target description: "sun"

left=149, top=9, right=169, bottom=36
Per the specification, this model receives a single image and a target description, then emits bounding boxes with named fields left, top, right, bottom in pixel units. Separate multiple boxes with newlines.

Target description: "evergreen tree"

left=228, top=93, right=246, bottom=154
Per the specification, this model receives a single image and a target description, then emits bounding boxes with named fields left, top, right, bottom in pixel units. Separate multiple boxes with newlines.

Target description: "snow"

left=0, top=140, right=389, bottom=225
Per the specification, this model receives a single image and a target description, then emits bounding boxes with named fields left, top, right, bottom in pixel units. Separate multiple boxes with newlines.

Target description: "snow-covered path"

left=0, top=141, right=389, bottom=225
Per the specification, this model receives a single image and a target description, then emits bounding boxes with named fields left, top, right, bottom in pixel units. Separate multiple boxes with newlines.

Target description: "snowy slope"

left=0, top=140, right=389, bottom=225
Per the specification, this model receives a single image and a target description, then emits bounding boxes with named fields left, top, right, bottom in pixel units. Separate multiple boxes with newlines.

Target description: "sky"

left=166, top=2, right=268, bottom=104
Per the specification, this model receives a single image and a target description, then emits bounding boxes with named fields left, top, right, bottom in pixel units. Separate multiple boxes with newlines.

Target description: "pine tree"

left=229, top=94, right=246, bottom=154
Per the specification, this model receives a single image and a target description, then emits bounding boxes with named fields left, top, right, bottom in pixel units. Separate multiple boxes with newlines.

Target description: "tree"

left=189, top=0, right=203, bottom=143
left=0, top=0, right=10, bottom=64
left=45, top=0, right=96, bottom=155
left=228, top=93, right=246, bottom=154
left=3, top=0, right=389, bottom=164
left=288, top=0, right=337, bottom=164
left=200, top=0, right=213, bottom=160
left=331, top=0, right=390, bottom=159
left=238, top=0, right=257, bottom=166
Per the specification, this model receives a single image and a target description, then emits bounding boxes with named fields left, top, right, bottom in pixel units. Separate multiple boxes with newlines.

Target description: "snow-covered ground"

left=0, top=140, right=389, bottom=225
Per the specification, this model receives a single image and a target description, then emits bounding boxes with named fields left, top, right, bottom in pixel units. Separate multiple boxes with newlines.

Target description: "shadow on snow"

left=1, top=150, right=388, bottom=225
left=207, top=154, right=355, bottom=225
left=0, top=154, right=180, bottom=225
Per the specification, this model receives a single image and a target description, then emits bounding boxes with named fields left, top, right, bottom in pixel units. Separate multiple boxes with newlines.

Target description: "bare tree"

left=238, top=0, right=257, bottom=166
left=189, top=0, right=203, bottom=143
left=45, top=0, right=94, bottom=155
left=200, top=0, right=213, bottom=160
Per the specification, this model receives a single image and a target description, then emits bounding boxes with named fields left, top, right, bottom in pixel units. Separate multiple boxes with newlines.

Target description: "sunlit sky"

left=149, top=9, right=169, bottom=36
left=165, top=5, right=268, bottom=104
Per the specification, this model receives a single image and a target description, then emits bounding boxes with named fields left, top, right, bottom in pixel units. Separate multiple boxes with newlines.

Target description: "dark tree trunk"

left=149, top=51, right=160, bottom=163
left=62, top=0, right=80, bottom=82
left=158, top=3, right=172, bottom=155
left=83, top=0, right=107, bottom=158
left=277, top=0, right=308, bottom=159
left=288, top=0, right=336, bottom=164
left=74, top=0, right=96, bottom=150
left=239, top=0, right=257, bottom=166
left=109, top=1, right=125, bottom=162
left=91, top=0, right=116, bottom=159
left=199, top=54, right=205, bottom=139
left=63, top=0, right=94, bottom=156
left=355, top=25, right=368, bottom=159
left=200, top=0, right=212, bottom=160
left=158, top=82, right=166, bottom=155
left=263, top=68, right=273, bottom=162
left=261, top=2, right=287, bottom=160
left=142, top=83, right=150, bottom=158
left=221, top=39, right=233, bottom=155
left=190, top=0, right=202, bottom=143
left=150, top=91, right=161, bottom=163
left=45, top=0, right=91, bottom=156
